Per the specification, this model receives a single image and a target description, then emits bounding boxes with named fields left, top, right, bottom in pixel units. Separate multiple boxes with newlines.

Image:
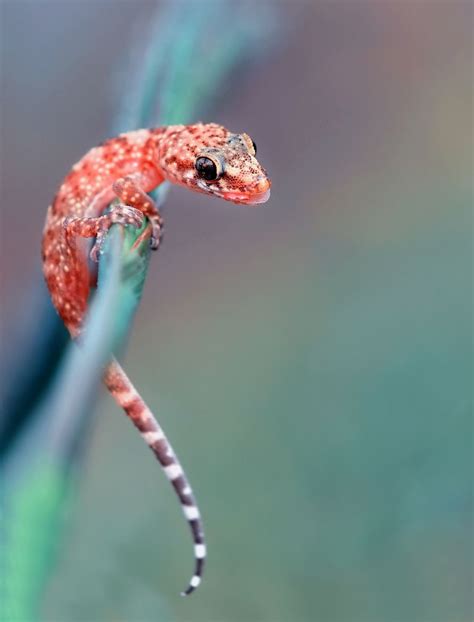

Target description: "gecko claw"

left=149, top=216, right=164, bottom=251
left=89, top=242, right=103, bottom=263
left=150, top=236, right=161, bottom=251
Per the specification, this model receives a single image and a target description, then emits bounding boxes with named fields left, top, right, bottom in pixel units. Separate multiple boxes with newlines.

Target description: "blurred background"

left=1, top=1, right=472, bottom=621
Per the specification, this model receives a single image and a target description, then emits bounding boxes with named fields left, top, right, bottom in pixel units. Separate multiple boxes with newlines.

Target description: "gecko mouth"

left=196, top=178, right=271, bottom=205
left=224, top=188, right=271, bottom=205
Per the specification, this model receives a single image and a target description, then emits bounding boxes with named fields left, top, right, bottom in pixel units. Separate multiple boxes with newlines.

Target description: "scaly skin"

left=41, top=123, right=271, bottom=595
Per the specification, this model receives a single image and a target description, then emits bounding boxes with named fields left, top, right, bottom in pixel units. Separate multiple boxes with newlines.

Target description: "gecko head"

left=158, top=123, right=271, bottom=205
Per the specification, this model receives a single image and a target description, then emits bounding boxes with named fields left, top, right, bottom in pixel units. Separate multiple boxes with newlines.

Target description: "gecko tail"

left=103, top=357, right=206, bottom=596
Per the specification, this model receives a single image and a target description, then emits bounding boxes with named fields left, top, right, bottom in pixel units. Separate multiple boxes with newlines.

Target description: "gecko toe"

left=90, top=243, right=102, bottom=262
left=150, top=235, right=161, bottom=250
left=149, top=218, right=164, bottom=250
left=110, top=205, right=145, bottom=229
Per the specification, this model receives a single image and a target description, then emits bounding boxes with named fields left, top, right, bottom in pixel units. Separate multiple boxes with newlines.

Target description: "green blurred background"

left=1, top=1, right=472, bottom=621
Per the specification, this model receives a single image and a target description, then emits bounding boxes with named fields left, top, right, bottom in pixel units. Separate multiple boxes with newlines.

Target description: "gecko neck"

left=150, top=124, right=186, bottom=155
left=148, top=124, right=193, bottom=187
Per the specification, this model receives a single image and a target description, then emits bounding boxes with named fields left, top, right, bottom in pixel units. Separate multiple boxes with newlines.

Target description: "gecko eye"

left=239, top=133, right=257, bottom=156
left=195, top=157, right=220, bottom=181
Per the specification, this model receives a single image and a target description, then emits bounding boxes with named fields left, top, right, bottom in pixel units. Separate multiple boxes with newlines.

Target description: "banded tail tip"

left=180, top=545, right=205, bottom=596
left=181, top=574, right=201, bottom=596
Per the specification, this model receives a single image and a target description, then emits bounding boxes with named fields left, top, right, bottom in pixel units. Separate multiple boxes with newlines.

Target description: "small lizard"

left=42, top=123, right=271, bottom=595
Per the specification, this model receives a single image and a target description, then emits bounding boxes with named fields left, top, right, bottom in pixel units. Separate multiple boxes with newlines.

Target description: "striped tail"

left=103, top=357, right=206, bottom=596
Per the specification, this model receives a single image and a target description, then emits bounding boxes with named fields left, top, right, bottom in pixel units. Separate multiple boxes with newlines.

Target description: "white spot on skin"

left=138, top=410, right=151, bottom=425
left=194, top=544, right=206, bottom=558
left=142, top=430, right=164, bottom=444
left=117, top=390, right=138, bottom=409
left=183, top=505, right=200, bottom=520
left=164, top=463, right=183, bottom=480
left=190, top=575, right=201, bottom=588
left=182, top=485, right=192, bottom=496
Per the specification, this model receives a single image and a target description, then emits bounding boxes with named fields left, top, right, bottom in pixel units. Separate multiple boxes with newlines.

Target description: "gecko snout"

left=246, top=176, right=271, bottom=205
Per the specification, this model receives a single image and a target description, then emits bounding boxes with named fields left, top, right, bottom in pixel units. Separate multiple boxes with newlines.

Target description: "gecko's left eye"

left=195, top=156, right=222, bottom=182
left=239, top=133, right=257, bottom=156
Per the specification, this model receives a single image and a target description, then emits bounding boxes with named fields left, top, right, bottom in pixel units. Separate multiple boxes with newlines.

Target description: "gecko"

left=41, top=123, right=271, bottom=595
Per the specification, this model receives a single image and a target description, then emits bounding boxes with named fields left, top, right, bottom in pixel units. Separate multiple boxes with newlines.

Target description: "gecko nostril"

left=255, top=177, right=271, bottom=193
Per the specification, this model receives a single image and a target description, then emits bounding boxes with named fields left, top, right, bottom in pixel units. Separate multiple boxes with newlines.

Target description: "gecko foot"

left=90, top=204, right=145, bottom=262
left=149, top=214, right=164, bottom=251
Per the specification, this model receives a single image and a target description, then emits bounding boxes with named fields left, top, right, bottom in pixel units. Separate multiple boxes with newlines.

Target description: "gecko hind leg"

left=64, top=204, right=145, bottom=263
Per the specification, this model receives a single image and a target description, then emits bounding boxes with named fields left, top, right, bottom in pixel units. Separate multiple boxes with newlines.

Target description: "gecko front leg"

left=112, top=176, right=164, bottom=251
left=64, top=204, right=145, bottom=262
left=63, top=175, right=163, bottom=262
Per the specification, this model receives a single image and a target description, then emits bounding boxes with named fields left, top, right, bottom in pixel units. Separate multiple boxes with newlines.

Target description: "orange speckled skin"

left=42, top=123, right=271, bottom=337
